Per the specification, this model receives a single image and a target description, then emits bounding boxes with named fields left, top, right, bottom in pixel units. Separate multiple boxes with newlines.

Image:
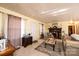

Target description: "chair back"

left=61, top=35, right=67, bottom=55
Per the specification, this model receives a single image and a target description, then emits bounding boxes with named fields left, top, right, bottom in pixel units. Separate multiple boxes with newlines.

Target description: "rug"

left=35, top=41, right=79, bottom=56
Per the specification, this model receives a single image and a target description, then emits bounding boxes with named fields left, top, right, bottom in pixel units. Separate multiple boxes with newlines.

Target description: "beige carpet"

left=13, top=39, right=79, bottom=56
left=35, top=40, right=79, bottom=56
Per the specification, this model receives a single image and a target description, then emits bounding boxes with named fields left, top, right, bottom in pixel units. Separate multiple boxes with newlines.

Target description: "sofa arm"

left=0, top=42, right=16, bottom=56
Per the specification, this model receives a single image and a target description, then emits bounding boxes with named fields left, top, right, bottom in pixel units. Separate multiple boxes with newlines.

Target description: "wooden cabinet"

left=48, top=26, right=62, bottom=39
left=22, top=36, right=32, bottom=47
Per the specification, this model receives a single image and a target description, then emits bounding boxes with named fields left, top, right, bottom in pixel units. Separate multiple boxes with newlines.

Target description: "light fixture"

left=70, top=20, right=73, bottom=23
left=70, top=19, right=74, bottom=25
left=50, top=8, right=69, bottom=14
left=52, top=12, right=68, bottom=16
left=40, top=9, right=57, bottom=14
left=40, top=8, right=69, bottom=16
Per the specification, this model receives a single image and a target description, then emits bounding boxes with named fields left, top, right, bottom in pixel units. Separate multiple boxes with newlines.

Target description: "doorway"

left=68, top=25, right=75, bottom=36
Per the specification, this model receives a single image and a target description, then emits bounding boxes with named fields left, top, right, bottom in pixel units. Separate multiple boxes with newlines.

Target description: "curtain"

left=2, top=13, right=8, bottom=38
left=8, top=15, right=21, bottom=48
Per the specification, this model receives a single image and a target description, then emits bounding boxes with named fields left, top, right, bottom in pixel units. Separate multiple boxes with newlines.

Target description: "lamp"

left=70, top=19, right=74, bottom=25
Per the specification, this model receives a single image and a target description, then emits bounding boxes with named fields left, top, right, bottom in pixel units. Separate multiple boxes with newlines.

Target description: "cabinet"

left=48, top=26, right=62, bottom=39
left=22, top=36, right=32, bottom=47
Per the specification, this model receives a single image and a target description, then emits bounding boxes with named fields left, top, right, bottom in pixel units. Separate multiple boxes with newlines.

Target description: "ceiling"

left=0, top=3, right=79, bottom=23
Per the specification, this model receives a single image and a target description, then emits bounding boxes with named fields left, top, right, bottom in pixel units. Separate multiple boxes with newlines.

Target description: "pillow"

left=71, top=34, right=79, bottom=40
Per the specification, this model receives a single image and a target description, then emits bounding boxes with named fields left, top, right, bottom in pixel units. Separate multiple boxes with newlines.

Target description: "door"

left=68, top=25, right=75, bottom=36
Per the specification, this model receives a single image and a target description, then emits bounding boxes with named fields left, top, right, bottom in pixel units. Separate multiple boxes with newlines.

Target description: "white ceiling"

left=0, top=3, right=79, bottom=23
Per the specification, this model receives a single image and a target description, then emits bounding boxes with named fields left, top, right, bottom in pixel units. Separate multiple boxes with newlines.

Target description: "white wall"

left=21, top=18, right=26, bottom=37
left=0, top=13, right=3, bottom=35
left=2, top=13, right=8, bottom=38
left=58, top=21, right=70, bottom=34
left=25, top=19, right=44, bottom=41
left=0, top=13, right=8, bottom=38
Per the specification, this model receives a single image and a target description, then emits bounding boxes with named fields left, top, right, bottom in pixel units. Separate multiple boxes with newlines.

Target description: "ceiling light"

left=40, top=9, right=57, bottom=14
left=52, top=12, right=67, bottom=16
left=51, top=8, right=69, bottom=14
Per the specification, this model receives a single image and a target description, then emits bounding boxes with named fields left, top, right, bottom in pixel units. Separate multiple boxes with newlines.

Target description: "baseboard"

left=33, top=40, right=38, bottom=43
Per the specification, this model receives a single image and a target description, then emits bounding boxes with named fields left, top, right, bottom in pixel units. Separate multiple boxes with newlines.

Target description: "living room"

left=0, top=3, right=79, bottom=56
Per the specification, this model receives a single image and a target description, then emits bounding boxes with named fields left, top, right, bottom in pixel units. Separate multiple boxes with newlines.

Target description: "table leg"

left=53, top=45, right=55, bottom=51
left=45, top=43, right=46, bottom=48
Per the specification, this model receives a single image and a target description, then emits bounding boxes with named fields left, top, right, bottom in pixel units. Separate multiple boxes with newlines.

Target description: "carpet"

left=35, top=41, right=79, bottom=56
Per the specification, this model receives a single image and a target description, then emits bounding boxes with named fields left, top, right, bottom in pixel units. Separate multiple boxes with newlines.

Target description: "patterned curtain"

left=8, top=15, right=21, bottom=48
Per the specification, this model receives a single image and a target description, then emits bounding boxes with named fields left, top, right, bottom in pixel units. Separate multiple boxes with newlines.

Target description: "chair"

left=44, top=33, right=56, bottom=51
left=61, top=35, right=67, bottom=56
left=0, top=40, right=16, bottom=56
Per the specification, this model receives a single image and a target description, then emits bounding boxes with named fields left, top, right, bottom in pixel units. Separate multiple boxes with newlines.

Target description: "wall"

left=2, top=13, right=8, bottom=38
left=0, top=13, right=7, bottom=37
left=0, top=7, right=46, bottom=41
left=58, top=21, right=70, bottom=34
left=0, top=13, right=3, bottom=35
left=46, top=21, right=79, bottom=35
left=25, top=19, right=46, bottom=41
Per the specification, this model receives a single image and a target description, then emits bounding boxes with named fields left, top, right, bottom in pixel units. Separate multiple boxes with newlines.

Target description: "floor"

left=13, top=39, right=48, bottom=56
left=13, top=39, right=79, bottom=56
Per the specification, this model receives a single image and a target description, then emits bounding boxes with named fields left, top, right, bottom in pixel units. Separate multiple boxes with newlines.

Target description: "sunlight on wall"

left=0, top=13, right=3, bottom=36
left=2, top=13, right=8, bottom=38
left=0, top=13, right=2, bottom=32
left=25, top=19, right=43, bottom=41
